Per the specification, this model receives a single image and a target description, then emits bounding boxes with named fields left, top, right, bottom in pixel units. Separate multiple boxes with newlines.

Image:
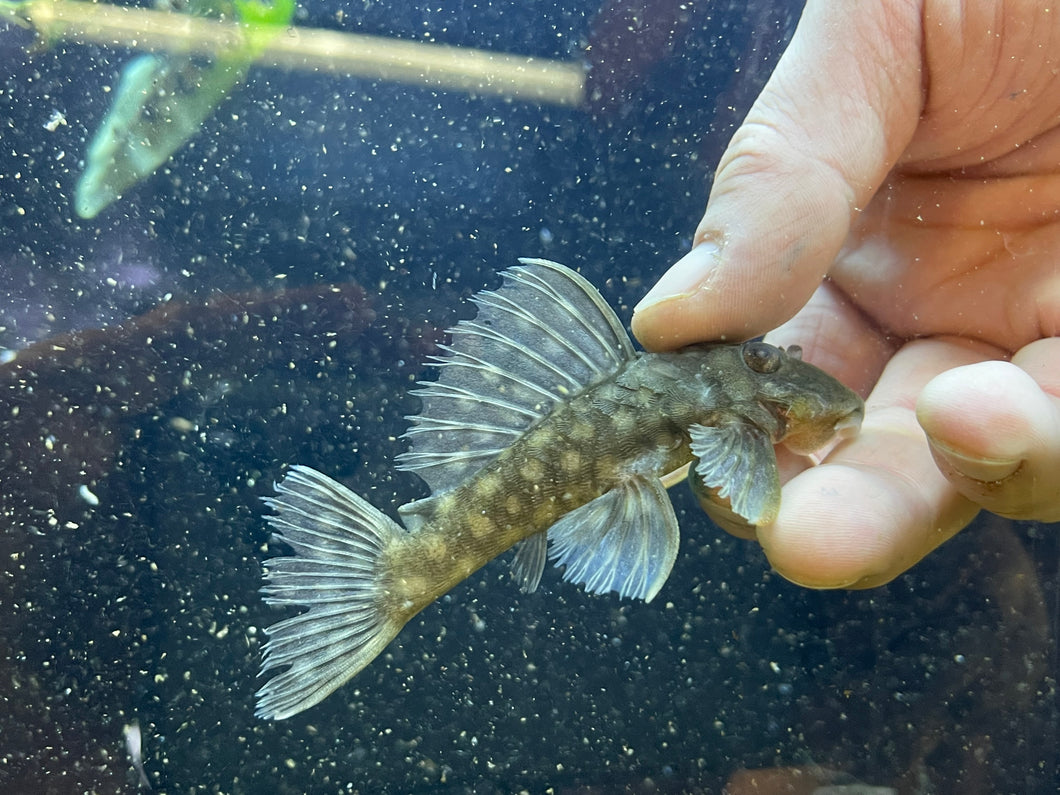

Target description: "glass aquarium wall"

left=0, top=0, right=1056, bottom=792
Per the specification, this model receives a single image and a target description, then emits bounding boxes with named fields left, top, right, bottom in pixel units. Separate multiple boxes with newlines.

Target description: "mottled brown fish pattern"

left=256, top=259, right=864, bottom=719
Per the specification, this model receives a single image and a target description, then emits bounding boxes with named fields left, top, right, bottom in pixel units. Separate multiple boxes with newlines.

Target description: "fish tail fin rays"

left=256, top=465, right=405, bottom=720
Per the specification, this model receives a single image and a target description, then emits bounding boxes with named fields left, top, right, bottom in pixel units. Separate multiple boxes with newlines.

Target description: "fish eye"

left=742, top=341, right=783, bottom=374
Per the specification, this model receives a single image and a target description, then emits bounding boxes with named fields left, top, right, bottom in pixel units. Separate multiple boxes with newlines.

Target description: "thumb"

left=632, top=0, right=924, bottom=350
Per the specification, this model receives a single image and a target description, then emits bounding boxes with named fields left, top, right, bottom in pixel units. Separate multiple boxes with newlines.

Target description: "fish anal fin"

left=689, top=420, right=781, bottom=527
left=396, top=497, right=433, bottom=533
left=547, top=474, right=680, bottom=603
left=511, top=531, right=548, bottom=593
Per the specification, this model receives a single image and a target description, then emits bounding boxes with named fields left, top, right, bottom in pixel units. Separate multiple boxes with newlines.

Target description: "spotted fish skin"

left=255, top=260, right=864, bottom=720
left=383, top=353, right=697, bottom=612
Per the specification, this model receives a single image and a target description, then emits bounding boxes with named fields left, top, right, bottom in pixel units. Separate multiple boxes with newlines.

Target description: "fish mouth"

left=767, top=401, right=864, bottom=455
left=833, top=407, right=864, bottom=440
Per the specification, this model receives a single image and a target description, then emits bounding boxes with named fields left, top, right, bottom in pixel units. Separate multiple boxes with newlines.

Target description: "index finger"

left=632, top=0, right=923, bottom=350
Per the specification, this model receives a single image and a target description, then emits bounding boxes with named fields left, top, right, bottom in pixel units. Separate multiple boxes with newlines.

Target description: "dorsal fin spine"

left=407, top=382, right=543, bottom=422
left=404, top=417, right=522, bottom=438
left=512, top=260, right=635, bottom=361
left=475, top=291, right=609, bottom=377
left=430, top=347, right=562, bottom=403
left=456, top=320, right=584, bottom=390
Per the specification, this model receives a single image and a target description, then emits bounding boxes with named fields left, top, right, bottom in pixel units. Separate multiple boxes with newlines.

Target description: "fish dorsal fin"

left=689, top=420, right=781, bottom=526
left=547, top=474, right=680, bottom=602
left=396, top=258, right=636, bottom=494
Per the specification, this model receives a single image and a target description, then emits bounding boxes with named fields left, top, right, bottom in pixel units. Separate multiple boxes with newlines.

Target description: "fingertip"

left=631, top=236, right=822, bottom=351
left=916, top=363, right=1029, bottom=481
left=917, top=362, right=1044, bottom=447
left=916, top=361, right=1051, bottom=475
left=759, top=423, right=979, bottom=589
left=633, top=243, right=722, bottom=316
left=631, top=243, right=749, bottom=350
left=917, top=360, right=1060, bottom=520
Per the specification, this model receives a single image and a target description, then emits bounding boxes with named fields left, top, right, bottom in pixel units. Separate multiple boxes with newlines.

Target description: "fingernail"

left=930, top=441, right=1021, bottom=483
left=634, top=242, right=720, bottom=313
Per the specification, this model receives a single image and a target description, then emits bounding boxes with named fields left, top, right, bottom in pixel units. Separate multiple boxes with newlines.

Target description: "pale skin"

left=631, top=0, right=1060, bottom=588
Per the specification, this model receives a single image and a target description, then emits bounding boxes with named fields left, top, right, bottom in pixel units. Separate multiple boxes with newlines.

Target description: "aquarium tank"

left=0, top=0, right=1056, bottom=792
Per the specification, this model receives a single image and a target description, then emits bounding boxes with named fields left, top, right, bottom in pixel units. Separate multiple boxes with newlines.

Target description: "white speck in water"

left=44, top=109, right=68, bottom=131
left=78, top=484, right=99, bottom=506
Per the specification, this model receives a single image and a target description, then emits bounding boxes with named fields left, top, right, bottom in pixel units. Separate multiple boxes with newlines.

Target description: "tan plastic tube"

left=7, top=0, right=586, bottom=106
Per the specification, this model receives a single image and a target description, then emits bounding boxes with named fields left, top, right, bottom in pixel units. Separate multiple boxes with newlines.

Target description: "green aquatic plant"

left=73, top=0, right=295, bottom=219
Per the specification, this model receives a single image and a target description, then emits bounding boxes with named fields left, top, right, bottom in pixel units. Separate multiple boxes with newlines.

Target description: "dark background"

left=0, top=1, right=1056, bottom=792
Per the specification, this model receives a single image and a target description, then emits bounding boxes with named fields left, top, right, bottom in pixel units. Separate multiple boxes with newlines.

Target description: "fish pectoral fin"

left=547, top=474, right=679, bottom=603
left=511, top=531, right=548, bottom=593
left=689, top=420, right=781, bottom=527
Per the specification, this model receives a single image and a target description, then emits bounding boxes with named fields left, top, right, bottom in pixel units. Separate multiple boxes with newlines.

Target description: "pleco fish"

left=255, top=259, right=864, bottom=720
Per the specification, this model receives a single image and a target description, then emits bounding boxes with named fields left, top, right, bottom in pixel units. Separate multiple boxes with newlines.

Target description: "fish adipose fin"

left=547, top=474, right=680, bottom=602
left=397, top=259, right=636, bottom=496
left=689, top=420, right=781, bottom=527
left=257, top=466, right=405, bottom=720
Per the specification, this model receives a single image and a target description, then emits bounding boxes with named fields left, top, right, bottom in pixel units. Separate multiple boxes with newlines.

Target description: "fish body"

left=256, top=259, right=863, bottom=720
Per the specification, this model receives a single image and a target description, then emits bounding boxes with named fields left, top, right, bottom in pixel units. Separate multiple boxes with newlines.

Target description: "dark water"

left=1, top=1, right=1056, bottom=792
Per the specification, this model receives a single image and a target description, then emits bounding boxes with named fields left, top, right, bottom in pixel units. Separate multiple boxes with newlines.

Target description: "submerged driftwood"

left=0, top=282, right=440, bottom=530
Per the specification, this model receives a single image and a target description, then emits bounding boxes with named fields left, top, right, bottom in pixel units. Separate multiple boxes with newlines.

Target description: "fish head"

left=670, top=340, right=863, bottom=452
left=734, top=340, right=864, bottom=454
left=676, top=340, right=863, bottom=530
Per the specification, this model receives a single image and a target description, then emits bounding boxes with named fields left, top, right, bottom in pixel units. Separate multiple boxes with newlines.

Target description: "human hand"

left=631, top=0, right=1060, bottom=588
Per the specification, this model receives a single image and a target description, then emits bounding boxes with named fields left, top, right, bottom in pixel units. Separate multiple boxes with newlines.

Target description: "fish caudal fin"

left=256, top=465, right=405, bottom=720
